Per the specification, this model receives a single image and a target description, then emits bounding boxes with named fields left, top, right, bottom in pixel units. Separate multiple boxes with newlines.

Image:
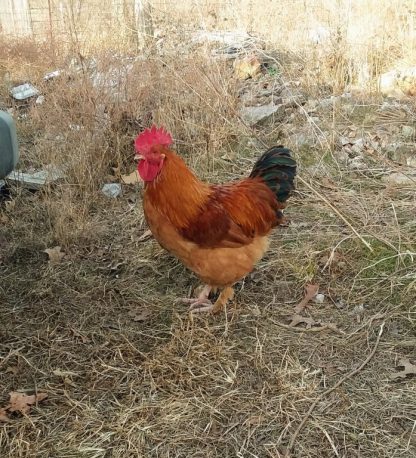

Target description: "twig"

left=271, top=318, right=344, bottom=335
left=285, top=323, right=385, bottom=457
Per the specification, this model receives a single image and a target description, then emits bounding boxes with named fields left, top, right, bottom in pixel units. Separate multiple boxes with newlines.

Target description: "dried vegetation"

left=0, top=1, right=415, bottom=457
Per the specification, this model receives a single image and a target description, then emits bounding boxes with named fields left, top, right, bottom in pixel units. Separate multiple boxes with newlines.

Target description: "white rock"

left=102, top=183, right=122, bottom=198
left=313, top=293, right=325, bottom=304
left=44, top=70, right=62, bottom=81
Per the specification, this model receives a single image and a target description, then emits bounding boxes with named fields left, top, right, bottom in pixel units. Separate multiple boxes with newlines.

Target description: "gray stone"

left=10, top=83, right=39, bottom=101
left=387, top=143, right=416, bottom=167
left=383, top=172, right=416, bottom=185
left=401, top=125, right=415, bottom=138
left=7, top=165, right=66, bottom=190
left=102, top=183, right=122, bottom=198
left=240, top=103, right=285, bottom=126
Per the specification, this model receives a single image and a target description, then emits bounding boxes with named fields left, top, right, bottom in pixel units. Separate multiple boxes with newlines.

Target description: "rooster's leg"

left=190, top=286, right=234, bottom=314
left=177, top=285, right=212, bottom=307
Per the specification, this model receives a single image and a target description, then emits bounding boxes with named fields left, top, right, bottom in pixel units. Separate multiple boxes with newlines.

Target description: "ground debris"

left=128, top=308, right=152, bottom=322
left=390, top=358, right=416, bottom=380
left=383, top=172, right=416, bottom=186
left=289, top=314, right=317, bottom=328
left=121, top=170, right=141, bottom=184
left=137, top=229, right=152, bottom=242
left=240, top=102, right=285, bottom=126
left=102, top=183, right=122, bottom=198
left=7, top=165, right=66, bottom=190
left=44, top=246, right=66, bottom=264
left=293, top=284, right=319, bottom=314
left=233, top=54, right=262, bottom=80
left=10, top=83, right=39, bottom=101
left=0, top=392, right=48, bottom=421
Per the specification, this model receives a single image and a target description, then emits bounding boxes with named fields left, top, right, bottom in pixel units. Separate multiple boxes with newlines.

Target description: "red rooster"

left=135, top=126, right=296, bottom=314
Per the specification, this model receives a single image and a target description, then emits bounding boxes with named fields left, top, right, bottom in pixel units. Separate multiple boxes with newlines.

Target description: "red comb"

left=135, top=125, right=173, bottom=154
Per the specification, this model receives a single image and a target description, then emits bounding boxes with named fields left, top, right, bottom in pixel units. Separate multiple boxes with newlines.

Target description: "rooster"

left=135, top=126, right=296, bottom=314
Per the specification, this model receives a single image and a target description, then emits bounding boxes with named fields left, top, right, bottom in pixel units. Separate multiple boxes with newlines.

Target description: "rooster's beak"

left=134, top=154, right=143, bottom=161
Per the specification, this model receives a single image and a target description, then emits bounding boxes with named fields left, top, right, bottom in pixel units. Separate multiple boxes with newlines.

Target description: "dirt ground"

left=1, top=29, right=415, bottom=458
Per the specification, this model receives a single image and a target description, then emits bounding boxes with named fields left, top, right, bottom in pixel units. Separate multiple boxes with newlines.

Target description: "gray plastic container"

left=0, top=111, right=19, bottom=179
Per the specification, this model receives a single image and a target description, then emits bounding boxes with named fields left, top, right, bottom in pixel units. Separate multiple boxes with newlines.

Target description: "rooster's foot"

left=176, top=285, right=212, bottom=307
left=190, top=286, right=234, bottom=315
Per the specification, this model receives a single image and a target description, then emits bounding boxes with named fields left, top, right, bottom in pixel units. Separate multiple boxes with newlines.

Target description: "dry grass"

left=1, top=2, right=416, bottom=457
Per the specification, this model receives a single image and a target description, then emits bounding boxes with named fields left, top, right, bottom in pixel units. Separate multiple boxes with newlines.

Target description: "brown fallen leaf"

left=320, top=177, right=338, bottom=190
left=0, top=213, right=9, bottom=224
left=7, top=392, right=48, bottom=415
left=244, top=414, right=265, bottom=426
left=64, top=377, right=77, bottom=388
left=128, top=308, right=152, bottom=322
left=0, top=408, right=10, bottom=422
left=121, top=170, right=140, bottom=184
left=111, top=166, right=121, bottom=178
left=390, top=358, right=416, bottom=380
left=294, top=284, right=319, bottom=314
left=44, top=246, right=65, bottom=264
left=137, top=229, right=153, bottom=242
left=288, top=314, right=340, bottom=333
left=289, top=314, right=317, bottom=329
left=5, top=366, right=18, bottom=375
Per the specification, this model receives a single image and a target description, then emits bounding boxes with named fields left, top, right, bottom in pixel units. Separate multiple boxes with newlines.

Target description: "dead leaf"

left=293, top=284, right=319, bottom=314
left=0, top=213, right=10, bottom=224
left=5, top=366, right=18, bottom=375
left=64, top=377, right=77, bottom=388
left=0, top=408, right=10, bottom=422
left=44, top=246, right=65, bottom=264
left=7, top=391, right=48, bottom=415
left=245, top=414, right=265, bottom=426
left=234, top=54, right=262, bottom=80
left=70, top=328, right=90, bottom=343
left=288, top=315, right=340, bottom=333
left=289, top=314, right=317, bottom=328
left=137, top=229, right=152, bottom=242
left=121, top=170, right=140, bottom=184
left=320, top=177, right=338, bottom=190
left=111, top=166, right=121, bottom=178
left=128, top=308, right=152, bottom=322
left=390, top=358, right=416, bottom=380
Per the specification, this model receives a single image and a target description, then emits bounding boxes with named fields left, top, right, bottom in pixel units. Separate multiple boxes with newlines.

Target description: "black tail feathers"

left=250, top=146, right=297, bottom=204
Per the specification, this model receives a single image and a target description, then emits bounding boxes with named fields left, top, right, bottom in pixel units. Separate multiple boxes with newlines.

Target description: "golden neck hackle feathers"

left=144, top=148, right=210, bottom=229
